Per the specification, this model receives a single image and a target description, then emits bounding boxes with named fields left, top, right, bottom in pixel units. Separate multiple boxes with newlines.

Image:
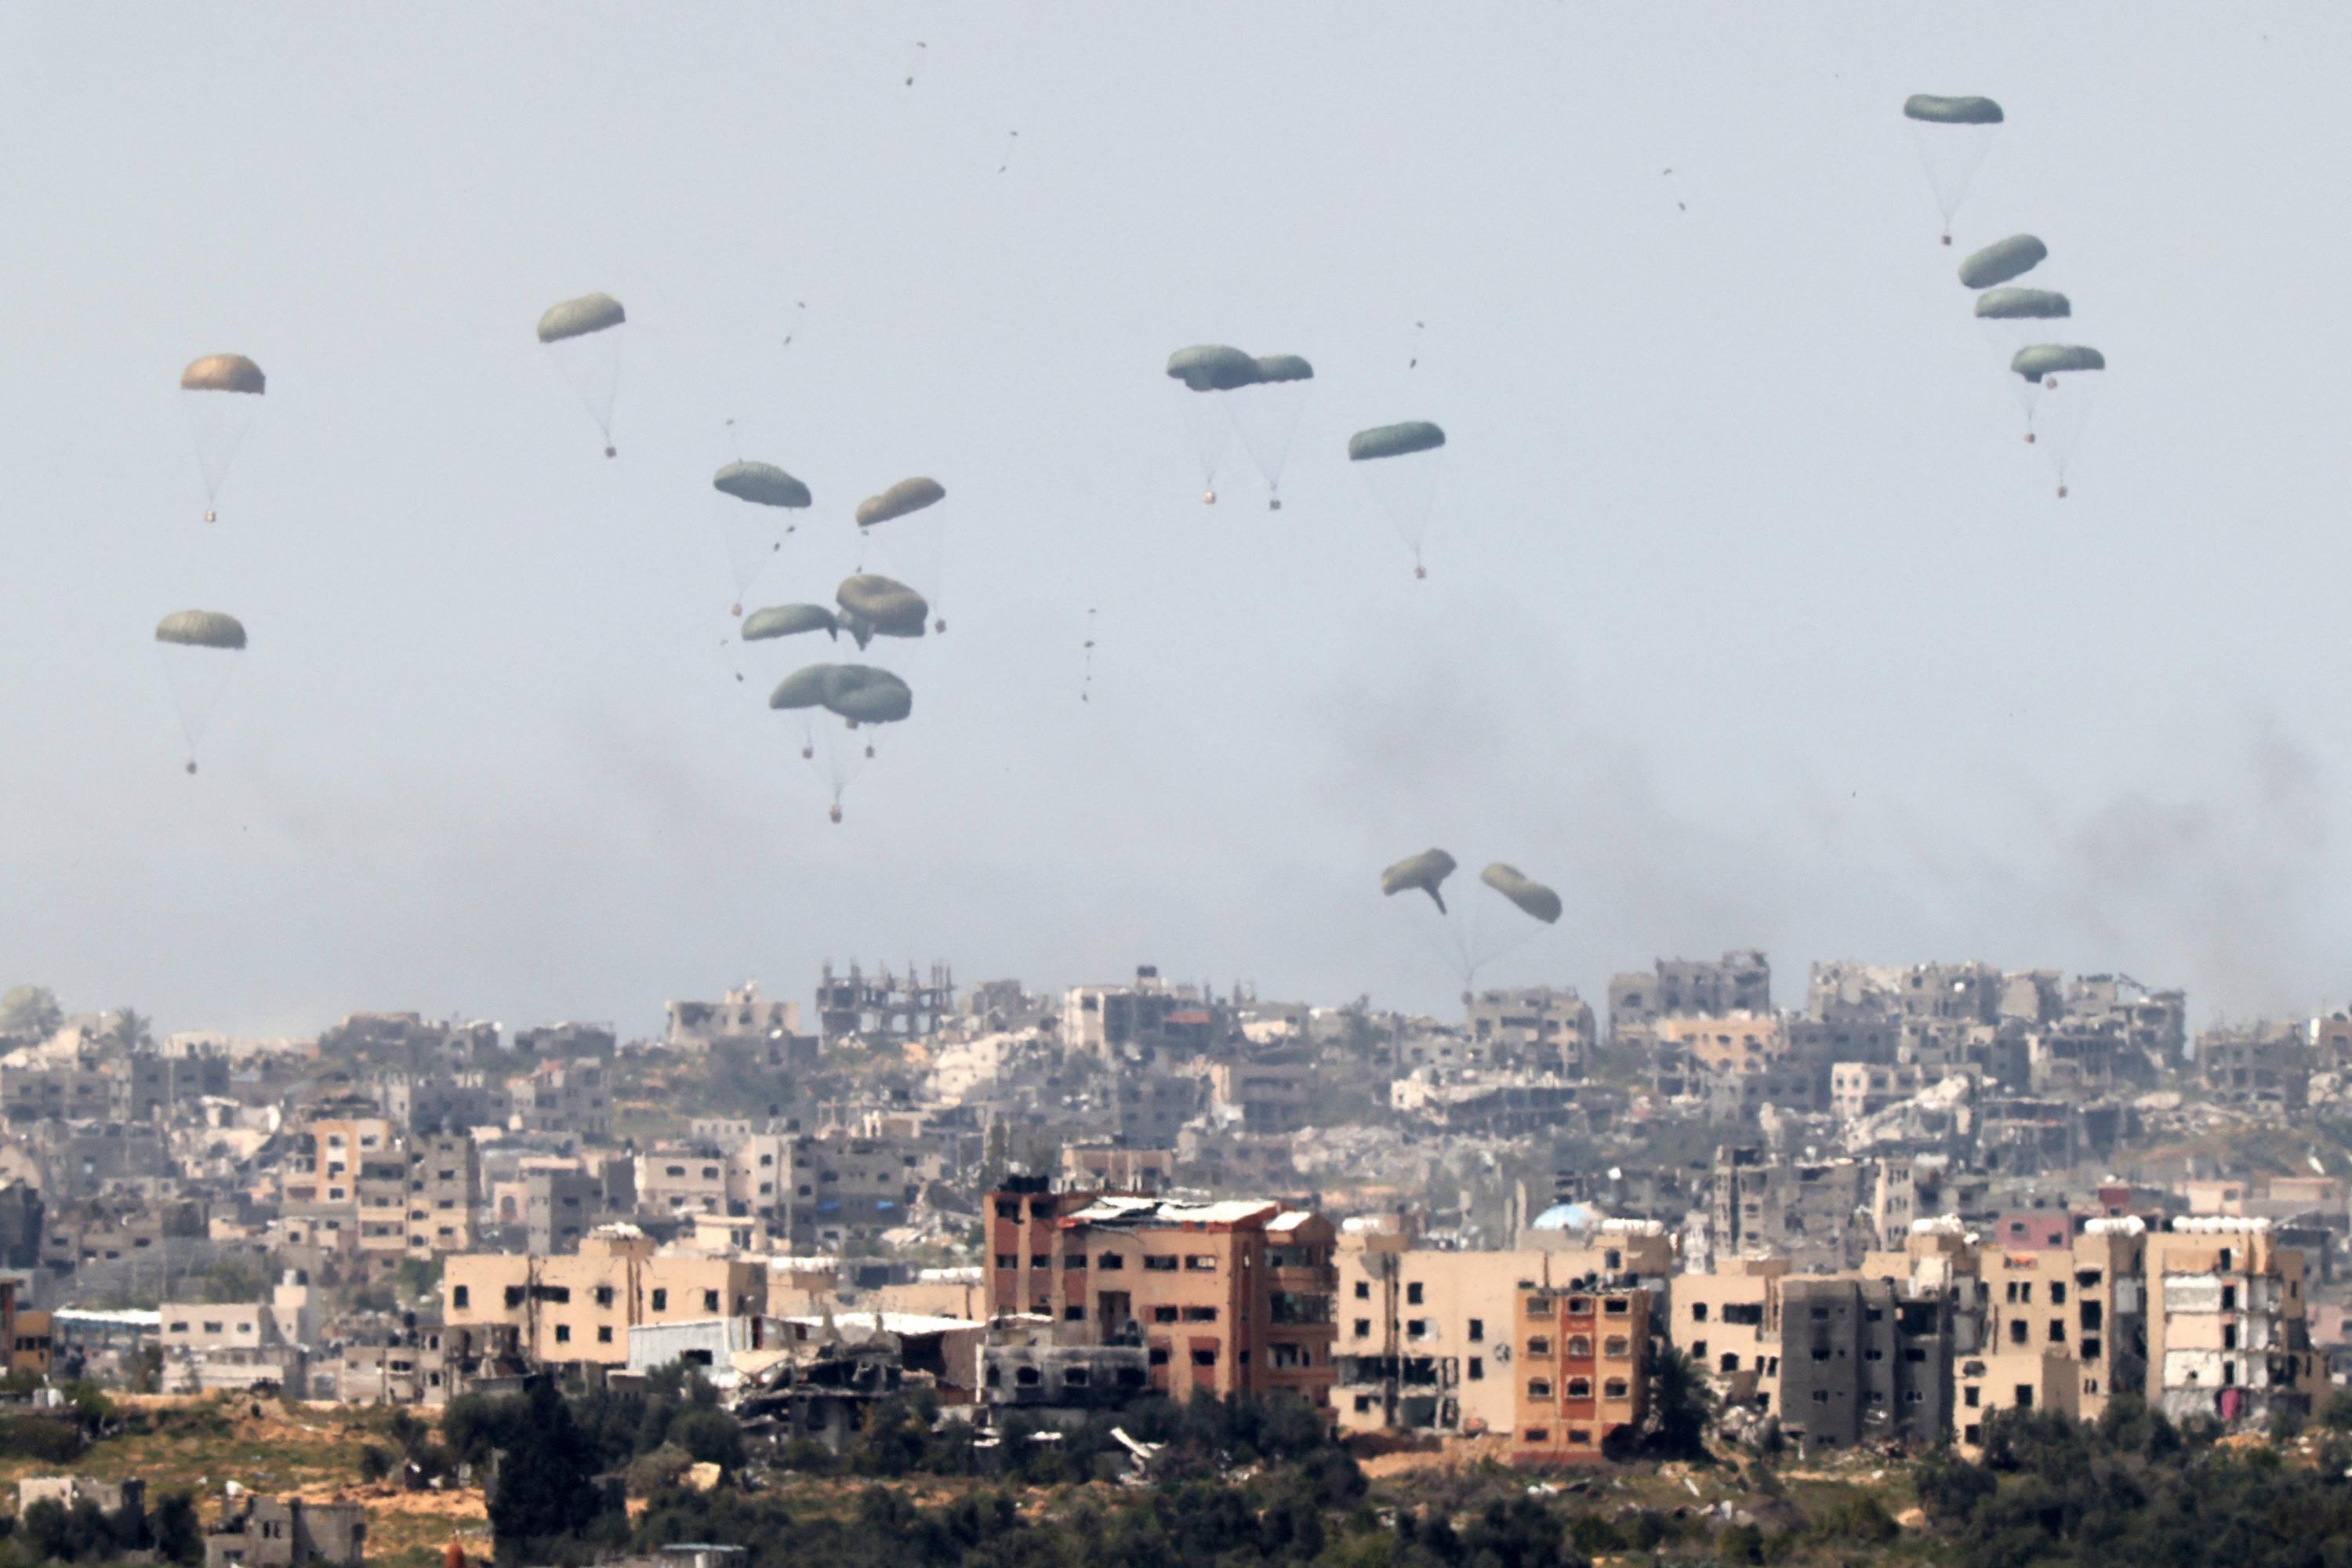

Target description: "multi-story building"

left=1467, top=986, right=1597, bottom=1076
left=405, top=1132, right=480, bottom=1256
left=665, top=984, right=801, bottom=1053
left=637, top=1145, right=731, bottom=1218
left=2144, top=1217, right=2318, bottom=1426
left=1334, top=1218, right=1671, bottom=1439
left=983, top=1183, right=1336, bottom=1415
left=441, top=1225, right=768, bottom=1368
left=1512, top=1282, right=1650, bottom=1464
left=513, top=1061, right=610, bottom=1140
left=1606, top=952, right=1772, bottom=1042
left=1709, top=1147, right=1875, bottom=1272
left=1062, top=967, right=1215, bottom=1061
left=2196, top=1022, right=2310, bottom=1113
left=1773, top=1276, right=1953, bottom=1455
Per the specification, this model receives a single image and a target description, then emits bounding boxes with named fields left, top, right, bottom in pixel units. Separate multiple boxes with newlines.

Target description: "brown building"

left=1512, top=1283, right=1650, bottom=1464
left=984, top=1183, right=1337, bottom=1415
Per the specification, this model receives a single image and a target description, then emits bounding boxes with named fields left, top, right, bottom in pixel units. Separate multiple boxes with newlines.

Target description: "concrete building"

left=2144, top=1217, right=2317, bottom=1425
left=1668, top=1256, right=1788, bottom=1414
left=442, top=1224, right=768, bottom=1368
left=817, top=962, right=953, bottom=1044
left=1512, top=1282, right=1650, bottom=1464
left=983, top=1182, right=1337, bottom=1414
left=666, top=983, right=801, bottom=1052
left=1063, top=966, right=1215, bottom=1061
left=405, top=1131, right=479, bottom=1256
left=1334, top=1218, right=1672, bottom=1440
left=514, top=1060, right=611, bottom=1140
left=1607, top=951, right=1772, bottom=1041
left=204, top=1494, right=365, bottom=1567
left=1773, top=1276, right=1953, bottom=1454
left=1710, top=1147, right=1875, bottom=1272
left=1467, top=986, right=1598, bottom=1076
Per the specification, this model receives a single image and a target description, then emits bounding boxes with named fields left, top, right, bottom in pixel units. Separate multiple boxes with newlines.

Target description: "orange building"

left=1512, top=1283, right=1650, bottom=1464
left=985, top=1182, right=1337, bottom=1415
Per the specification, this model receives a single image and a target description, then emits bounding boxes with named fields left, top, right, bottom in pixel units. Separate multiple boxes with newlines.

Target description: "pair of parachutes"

left=1379, top=848, right=1562, bottom=1000
left=155, top=354, right=270, bottom=773
left=1165, top=346, right=1448, bottom=578
left=1904, top=97, right=2107, bottom=495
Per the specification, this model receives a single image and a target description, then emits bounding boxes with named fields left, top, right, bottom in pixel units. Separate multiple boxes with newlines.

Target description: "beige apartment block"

left=1334, top=1221, right=1672, bottom=1439
left=1956, top=1349, right=2078, bottom=1451
left=2145, top=1218, right=2318, bottom=1425
left=1668, top=1255, right=1791, bottom=1414
left=442, top=1225, right=767, bottom=1367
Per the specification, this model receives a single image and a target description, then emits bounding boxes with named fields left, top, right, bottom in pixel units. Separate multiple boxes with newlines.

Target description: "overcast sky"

left=3, top=5, right=2345, bottom=1039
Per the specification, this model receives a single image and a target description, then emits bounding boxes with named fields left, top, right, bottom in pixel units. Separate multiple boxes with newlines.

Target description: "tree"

left=107, top=1007, right=154, bottom=1051
left=1643, top=1342, right=1719, bottom=1460
left=488, top=1378, right=615, bottom=1563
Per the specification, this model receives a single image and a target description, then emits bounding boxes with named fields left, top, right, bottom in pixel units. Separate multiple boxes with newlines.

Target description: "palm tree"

left=1645, top=1341, right=1720, bottom=1461
left=107, top=1008, right=154, bottom=1051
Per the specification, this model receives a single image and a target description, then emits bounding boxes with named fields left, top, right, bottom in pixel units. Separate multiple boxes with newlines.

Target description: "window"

left=1468, top=1356, right=1484, bottom=1380
left=1148, top=1347, right=1169, bottom=1367
left=1062, top=1366, right=1090, bottom=1388
left=2082, top=1337, right=2102, bottom=1360
left=652, top=1289, right=668, bottom=1310
left=2009, top=1321, right=2027, bottom=1345
left=598, top=1326, right=612, bottom=1343
left=1354, top=1280, right=1370, bottom=1299
left=1964, top=1385, right=1980, bottom=1408
left=1603, top=1336, right=1629, bottom=1358
left=505, top=1286, right=526, bottom=1308
left=996, top=1254, right=1017, bottom=1269
left=1098, top=1253, right=1123, bottom=1270
left=1468, top=1318, right=1484, bottom=1342
left=1604, top=1298, right=1628, bottom=1316
left=1812, top=1389, right=1831, bottom=1404
left=2049, top=1320, right=2067, bottom=1345
left=2222, top=1285, right=2238, bottom=1311
left=452, top=1286, right=470, bottom=1308
left=1603, top=1378, right=1628, bottom=1399
left=1523, top=1428, right=1550, bottom=1444
left=1526, top=1336, right=1552, bottom=1357
left=995, top=1200, right=1020, bottom=1219
left=1031, top=1254, right=1051, bottom=1269
left=594, top=1287, right=613, bottom=1307
left=1527, top=1379, right=1552, bottom=1399
left=1406, top=1319, right=1428, bottom=1339
left=1065, top=1305, right=1085, bottom=1322
left=1181, top=1306, right=1218, bottom=1323
left=1719, top=1352, right=1739, bottom=1373
left=1690, top=1301, right=1710, bottom=1323
left=1356, top=1395, right=1375, bottom=1413
left=1566, top=1336, right=1590, bottom=1357
left=1406, top=1282, right=1424, bottom=1305
left=1145, top=1256, right=1178, bottom=1272
left=1191, top=1348, right=1217, bottom=1367
left=555, top=1324, right=571, bottom=1343
left=1566, top=1377, right=1591, bottom=1398
left=2050, top=1283, right=2067, bottom=1305
left=2015, top=1385, right=2034, bottom=1410
left=1153, top=1307, right=1178, bottom=1323
left=1864, top=1347, right=1884, bottom=1363
left=1354, top=1319, right=1370, bottom=1338
left=1015, top=1365, right=1041, bottom=1387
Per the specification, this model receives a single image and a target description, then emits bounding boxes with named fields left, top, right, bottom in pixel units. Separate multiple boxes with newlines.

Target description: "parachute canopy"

left=1167, top=344, right=1261, bottom=393
left=1958, top=234, right=2047, bottom=290
left=855, top=477, right=946, bottom=528
left=1480, top=863, right=1563, bottom=924
left=2011, top=344, right=2107, bottom=380
left=1349, top=422, right=1446, bottom=462
left=180, top=355, right=265, bottom=395
left=836, top=574, right=929, bottom=638
left=154, top=610, right=246, bottom=650
left=771, top=663, right=913, bottom=723
left=1975, top=287, right=2071, bottom=321
left=536, top=292, right=626, bottom=343
left=742, top=604, right=837, bottom=642
left=713, top=461, right=812, bottom=509
left=1904, top=94, right=2004, bottom=125
left=1381, top=848, right=1457, bottom=913
left=1251, top=354, right=1314, bottom=383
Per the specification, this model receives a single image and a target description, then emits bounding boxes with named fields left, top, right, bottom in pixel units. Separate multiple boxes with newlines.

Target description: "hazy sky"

left=4, top=5, right=2346, bottom=1039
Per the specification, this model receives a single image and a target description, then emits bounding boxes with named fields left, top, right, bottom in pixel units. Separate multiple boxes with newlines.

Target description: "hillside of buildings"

left=0, top=953, right=2350, bottom=1563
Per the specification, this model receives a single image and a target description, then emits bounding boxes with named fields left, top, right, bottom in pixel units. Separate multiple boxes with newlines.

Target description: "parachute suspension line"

left=182, top=396, right=260, bottom=518
left=155, top=647, right=235, bottom=774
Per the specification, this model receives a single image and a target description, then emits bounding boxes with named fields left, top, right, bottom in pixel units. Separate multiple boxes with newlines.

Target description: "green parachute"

left=769, top=663, right=915, bottom=821
left=1902, top=94, right=2004, bottom=243
left=1381, top=848, right=1457, bottom=912
left=1349, top=423, right=1448, bottom=576
left=179, top=355, right=267, bottom=521
left=1480, top=863, right=1563, bottom=924
left=154, top=611, right=247, bottom=775
left=836, top=574, right=930, bottom=648
left=1974, top=288, right=2070, bottom=321
left=709, top=463, right=813, bottom=615
left=1166, top=345, right=1313, bottom=507
left=853, top=478, right=952, bottom=630
left=537, top=292, right=626, bottom=456
left=1958, top=234, right=2046, bottom=290
left=2010, top=347, right=2107, bottom=499
left=855, top=477, right=946, bottom=527
left=714, top=461, right=813, bottom=509
left=742, top=604, right=838, bottom=642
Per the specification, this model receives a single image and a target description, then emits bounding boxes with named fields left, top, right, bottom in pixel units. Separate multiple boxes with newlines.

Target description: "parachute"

left=2010, top=345, right=2107, bottom=496
left=1958, top=234, right=2046, bottom=290
left=1480, top=863, right=1563, bottom=924
left=713, top=461, right=812, bottom=509
left=180, top=354, right=266, bottom=521
left=1381, top=849, right=1457, bottom=913
left=836, top=574, right=929, bottom=648
left=742, top=604, right=838, bottom=642
left=537, top=292, right=626, bottom=456
left=1165, top=344, right=1311, bottom=507
left=710, top=461, right=813, bottom=615
left=855, top=477, right=946, bottom=527
left=769, top=663, right=913, bottom=821
left=854, top=478, right=952, bottom=630
left=1974, top=287, right=2071, bottom=321
left=154, top=610, right=246, bottom=773
left=1902, top=93, right=2003, bottom=243
left=1349, top=422, right=1448, bottom=576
